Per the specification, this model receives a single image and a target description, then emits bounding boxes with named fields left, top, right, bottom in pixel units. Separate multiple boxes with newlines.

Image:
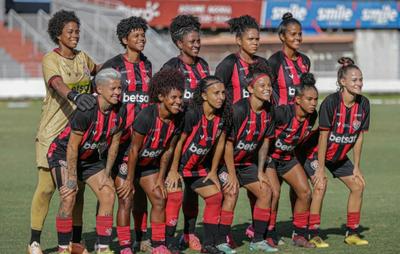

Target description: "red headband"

left=249, top=74, right=269, bottom=87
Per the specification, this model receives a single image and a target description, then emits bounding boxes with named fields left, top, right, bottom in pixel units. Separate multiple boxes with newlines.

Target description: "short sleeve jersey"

left=215, top=53, right=269, bottom=104
left=37, top=49, right=96, bottom=168
left=131, top=104, right=183, bottom=168
left=270, top=104, right=317, bottom=161
left=180, top=108, right=225, bottom=177
left=268, top=51, right=310, bottom=105
left=101, top=53, right=152, bottom=130
left=230, top=99, right=274, bottom=166
left=307, top=92, right=370, bottom=162
left=161, top=57, right=210, bottom=101
left=47, top=102, right=123, bottom=167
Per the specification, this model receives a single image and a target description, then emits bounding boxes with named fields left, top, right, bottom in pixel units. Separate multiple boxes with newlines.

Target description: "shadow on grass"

left=42, top=223, right=370, bottom=253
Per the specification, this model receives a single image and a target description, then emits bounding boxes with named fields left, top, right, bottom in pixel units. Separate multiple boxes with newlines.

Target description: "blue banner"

left=263, top=0, right=399, bottom=29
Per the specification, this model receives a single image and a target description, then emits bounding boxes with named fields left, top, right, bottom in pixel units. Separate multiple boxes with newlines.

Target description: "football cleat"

left=344, top=234, right=368, bottom=246
left=27, top=241, right=43, bottom=254
left=309, top=236, right=329, bottom=248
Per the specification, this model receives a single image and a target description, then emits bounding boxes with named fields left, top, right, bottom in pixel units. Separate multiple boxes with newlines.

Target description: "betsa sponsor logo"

left=236, top=140, right=257, bottom=151
left=275, top=139, right=295, bottom=151
left=122, top=92, right=149, bottom=103
left=142, top=149, right=163, bottom=158
left=189, top=143, right=210, bottom=155
left=329, top=133, right=358, bottom=144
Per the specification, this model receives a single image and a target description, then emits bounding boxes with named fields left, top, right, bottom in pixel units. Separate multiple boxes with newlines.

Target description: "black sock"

left=346, top=227, right=359, bottom=235
left=253, top=219, right=268, bottom=242
left=166, top=225, right=177, bottom=245
left=183, top=216, right=197, bottom=234
left=216, top=224, right=230, bottom=245
left=203, top=223, right=218, bottom=246
left=58, top=232, right=72, bottom=246
left=308, top=228, right=319, bottom=238
left=30, top=229, right=41, bottom=244
left=72, top=225, right=83, bottom=243
left=294, top=226, right=306, bottom=237
left=152, top=240, right=165, bottom=248
left=135, top=230, right=144, bottom=242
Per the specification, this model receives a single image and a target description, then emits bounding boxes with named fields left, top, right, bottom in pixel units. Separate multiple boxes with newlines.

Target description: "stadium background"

left=0, top=0, right=399, bottom=253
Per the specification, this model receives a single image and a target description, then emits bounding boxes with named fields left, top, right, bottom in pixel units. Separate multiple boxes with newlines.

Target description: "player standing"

left=101, top=16, right=152, bottom=254
left=47, top=68, right=124, bottom=254
left=28, top=9, right=99, bottom=254
left=215, top=15, right=268, bottom=104
left=162, top=14, right=209, bottom=252
left=301, top=57, right=369, bottom=246
left=268, top=12, right=310, bottom=106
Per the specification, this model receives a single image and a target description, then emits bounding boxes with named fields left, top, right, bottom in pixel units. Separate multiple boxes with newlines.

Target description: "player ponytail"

left=170, top=14, right=201, bottom=45
left=149, top=68, right=185, bottom=103
left=228, top=15, right=259, bottom=38
left=295, top=72, right=318, bottom=96
left=277, top=12, right=302, bottom=37
left=337, top=57, right=361, bottom=90
left=191, top=76, right=232, bottom=130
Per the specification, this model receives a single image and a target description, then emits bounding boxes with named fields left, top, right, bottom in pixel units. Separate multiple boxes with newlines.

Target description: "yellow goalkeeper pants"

left=30, top=167, right=85, bottom=230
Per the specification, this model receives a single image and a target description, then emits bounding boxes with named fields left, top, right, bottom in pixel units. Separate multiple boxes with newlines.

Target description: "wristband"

left=67, top=90, right=79, bottom=102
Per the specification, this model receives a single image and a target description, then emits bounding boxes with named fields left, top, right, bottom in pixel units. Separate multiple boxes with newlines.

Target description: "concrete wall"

left=355, top=30, right=400, bottom=79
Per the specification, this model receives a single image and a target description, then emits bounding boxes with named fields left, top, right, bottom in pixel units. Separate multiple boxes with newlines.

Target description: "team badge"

left=310, top=160, right=319, bottom=171
left=352, top=120, right=361, bottom=130
left=119, top=163, right=128, bottom=175
left=218, top=171, right=228, bottom=184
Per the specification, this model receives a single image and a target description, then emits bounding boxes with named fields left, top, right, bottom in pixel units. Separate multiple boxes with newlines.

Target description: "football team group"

left=27, top=8, right=370, bottom=254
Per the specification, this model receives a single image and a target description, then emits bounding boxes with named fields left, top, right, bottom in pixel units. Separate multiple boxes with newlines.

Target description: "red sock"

left=166, top=191, right=183, bottom=227
left=347, top=212, right=360, bottom=230
left=96, top=216, right=113, bottom=241
left=116, top=226, right=131, bottom=247
left=268, top=211, right=277, bottom=231
left=220, top=210, right=234, bottom=226
left=293, top=211, right=309, bottom=229
left=134, top=211, right=148, bottom=232
left=309, top=214, right=321, bottom=230
left=253, top=207, right=271, bottom=222
left=203, top=192, right=223, bottom=224
left=151, top=222, right=166, bottom=242
left=56, top=216, right=73, bottom=233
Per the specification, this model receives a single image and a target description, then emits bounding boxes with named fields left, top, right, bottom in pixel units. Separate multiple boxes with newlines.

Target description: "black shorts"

left=304, top=156, right=354, bottom=178
left=218, top=164, right=259, bottom=187
left=183, top=176, right=214, bottom=191
left=52, top=159, right=105, bottom=186
left=267, top=157, right=299, bottom=176
left=135, top=166, right=159, bottom=179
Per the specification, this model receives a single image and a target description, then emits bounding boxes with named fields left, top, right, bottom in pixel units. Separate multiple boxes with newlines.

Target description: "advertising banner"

left=121, top=0, right=263, bottom=29
left=263, top=0, right=399, bottom=29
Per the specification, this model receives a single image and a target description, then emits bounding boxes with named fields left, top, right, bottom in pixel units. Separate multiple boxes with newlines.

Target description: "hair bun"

left=338, top=57, right=354, bottom=67
left=300, top=73, right=316, bottom=86
left=282, top=12, right=293, bottom=21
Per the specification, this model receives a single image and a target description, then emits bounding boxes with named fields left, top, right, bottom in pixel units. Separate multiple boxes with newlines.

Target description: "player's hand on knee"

left=116, top=178, right=134, bottom=200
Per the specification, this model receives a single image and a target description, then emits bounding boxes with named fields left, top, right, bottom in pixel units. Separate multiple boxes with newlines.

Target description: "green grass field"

left=1, top=99, right=400, bottom=254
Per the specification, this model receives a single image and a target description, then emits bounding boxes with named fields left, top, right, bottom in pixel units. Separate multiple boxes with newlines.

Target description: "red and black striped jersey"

left=307, top=92, right=370, bottom=162
left=162, top=57, right=210, bottom=101
left=215, top=53, right=269, bottom=104
left=102, top=53, right=152, bottom=132
left=270, top=104, right=317, bottom=161
left=229, top=99, right=274, bottom=166
left=180, top=108, right=225, bottom=177
left=131, top=104, right=183, bottom=168
left=47, top=101, right=123, bottom=164
left=268, top=51, right=310, bottom=105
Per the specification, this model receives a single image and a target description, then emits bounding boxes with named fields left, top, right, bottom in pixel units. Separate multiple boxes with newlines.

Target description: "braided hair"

left=170, top=15, right=201, bottom=45
left=228, top=15, right=259, bottom=38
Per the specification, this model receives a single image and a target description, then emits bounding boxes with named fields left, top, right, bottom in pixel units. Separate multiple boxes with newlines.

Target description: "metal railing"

left=7, top=9, right=53, bottom=55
